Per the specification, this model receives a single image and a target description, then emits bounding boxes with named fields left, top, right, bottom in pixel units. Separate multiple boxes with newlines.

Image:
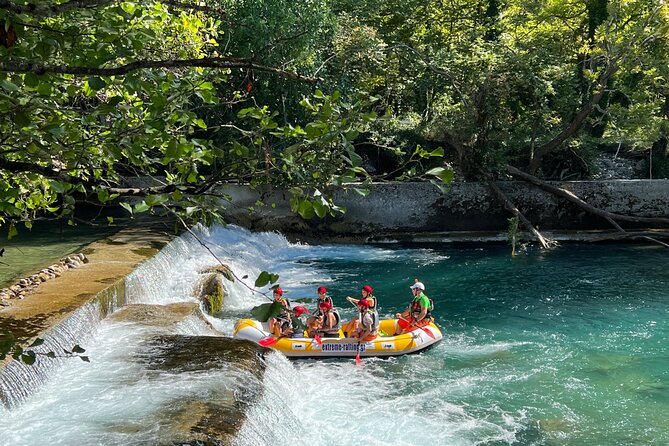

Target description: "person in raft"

left=395, top=281, right=433, bottom=335
left=290, top=305, right=310, bottom=337
left=349, top=299, right=378, bottom=341
left=306, top=286, right=333, bottom=329
left=309, top=300, right=341, bottom=338
left=344, top=285, right=378, bottom=336
left=268, top=287, right=292, bottom=337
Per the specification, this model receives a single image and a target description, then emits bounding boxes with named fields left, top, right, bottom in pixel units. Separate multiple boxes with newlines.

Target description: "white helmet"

left=410, top=281, right=425, bottom=291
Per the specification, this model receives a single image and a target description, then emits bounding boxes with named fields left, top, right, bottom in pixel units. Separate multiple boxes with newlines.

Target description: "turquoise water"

left=281, top=243, right=669, bottom=445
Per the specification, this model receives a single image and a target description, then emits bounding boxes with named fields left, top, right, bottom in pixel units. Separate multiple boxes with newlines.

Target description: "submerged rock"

left=141, top=335, right=266, bottom=377
left=111, top=303, right=219, bottom=333
left=139, top=335, right=268, bottom=445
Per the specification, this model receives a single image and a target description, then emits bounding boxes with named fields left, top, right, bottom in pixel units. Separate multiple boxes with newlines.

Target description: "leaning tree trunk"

left=487, top=180, right=554, bottom=249
left=507, top=164, right=669, bottom=247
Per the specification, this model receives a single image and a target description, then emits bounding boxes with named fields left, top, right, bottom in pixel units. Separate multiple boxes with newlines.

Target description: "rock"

left=137, top=335, right=267, bottom=445
left=0, top=299, right=9, bottom=307
left=38, top=272, right=51, bottom=282
left=29, top=274, right=43, bottom=283
left=9, top=285, right=22, bottom=294
left=76, top=252, right=89, bottom=263
left=111, top=303, right=219, bottom=333
left=18, top=278, right=31, bottom=287
left=193, top=273, right=225, bottom=315
left=198, top=264, right=234, bottom=282
left=65, top=257, right=81, bottom=268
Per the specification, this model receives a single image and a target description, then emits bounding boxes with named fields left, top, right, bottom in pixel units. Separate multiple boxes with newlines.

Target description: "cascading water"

left=0, top=224, right=668, bottom=445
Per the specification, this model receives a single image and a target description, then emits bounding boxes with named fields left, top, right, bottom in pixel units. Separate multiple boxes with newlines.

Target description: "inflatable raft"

left=233, top=318, right=442, bottom=358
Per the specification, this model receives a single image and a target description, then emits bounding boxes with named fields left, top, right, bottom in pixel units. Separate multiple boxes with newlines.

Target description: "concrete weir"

left=0, top=228, right=171, bottom=407
left=0, top=227, right=268, bottom=445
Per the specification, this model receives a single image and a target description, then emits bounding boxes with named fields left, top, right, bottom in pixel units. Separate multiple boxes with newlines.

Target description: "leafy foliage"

left=0, top=330, right=89, bottom=363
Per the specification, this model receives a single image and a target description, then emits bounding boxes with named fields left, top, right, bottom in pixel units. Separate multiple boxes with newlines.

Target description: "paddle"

left=355, top=342, right=361, bottom=365
left=258, top=336, right=279, bottom=347
left=397, top=317, right=436, bottom=339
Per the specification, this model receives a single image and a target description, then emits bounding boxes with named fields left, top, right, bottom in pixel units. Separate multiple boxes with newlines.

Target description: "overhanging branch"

left=0, top=0, right=113, bottom=17
left=0, top=57, right=322, bottom=82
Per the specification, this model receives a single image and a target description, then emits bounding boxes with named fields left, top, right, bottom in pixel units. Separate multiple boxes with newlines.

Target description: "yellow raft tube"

left=233, top=318, right=442, bottom=358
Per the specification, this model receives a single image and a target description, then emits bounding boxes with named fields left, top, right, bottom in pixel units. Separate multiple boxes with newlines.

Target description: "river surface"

left=1, top=225, right=668, bottom=445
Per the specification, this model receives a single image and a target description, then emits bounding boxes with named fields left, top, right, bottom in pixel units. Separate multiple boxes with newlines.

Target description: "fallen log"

left=488, top=180, right=555, bottom=249
left=506, top=165, right=669, bottom=249
left=506, top=165, right=669, bottom=227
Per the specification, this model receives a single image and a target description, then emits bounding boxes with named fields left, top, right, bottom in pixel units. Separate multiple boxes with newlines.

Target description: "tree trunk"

left=487, top=180, right=554, bottom=249
left=507, top=165, right=669, bottom=227
left=528, top=62, right=618, bottom=174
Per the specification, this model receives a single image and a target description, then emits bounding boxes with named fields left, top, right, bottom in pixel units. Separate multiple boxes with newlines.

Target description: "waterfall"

left=0, top=287, right=122, bottom=408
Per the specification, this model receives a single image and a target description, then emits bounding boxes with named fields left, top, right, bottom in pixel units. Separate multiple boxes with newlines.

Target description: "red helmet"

left=319, top=301, right=332, bottom=310
left=357, top=299, right=370, bottom=309
left=317, top=286, right=327, bottom=294
left=362, top=285, right=373, bottom=294
left=293, top=305, right=309, bottom=317
left=273, top=287, right=283, bottom=296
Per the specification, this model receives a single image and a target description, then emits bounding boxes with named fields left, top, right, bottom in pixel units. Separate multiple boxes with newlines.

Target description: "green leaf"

left=254, top=271, right=271, bottom=287
left=29, top=338, right=44, bottom=348
left=87, top=77, right=106, bottom=91
left=297, top=200, right=315, bottom=219
left=24, top=73, right=40, bottom=88
left=312, top=200, right=327, bottom=218
left=0, top=79, right=19, bottom=91
left=425, top=167, right=454, bottom=184
left=37, top=82, right=52, bottom=96
left=13, top=111, right=30, bottom=128
left=133, top=201, right=150, bottom=213
left=21, top=354, right=36, bottom=365
left=120, top=202, right=133, bottom=215
left=250, top=301, right=284, bottom=322
left=7, top=224, right=18, bottom=240
left=291, top=315, right=306, bottom=331
left=353, top=187, right=370, bottom=197
left=97, top=189, right=110, bottom=203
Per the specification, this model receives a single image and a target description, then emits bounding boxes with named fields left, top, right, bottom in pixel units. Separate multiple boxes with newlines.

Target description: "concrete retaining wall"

left=218, top=180, right=669, bottom=241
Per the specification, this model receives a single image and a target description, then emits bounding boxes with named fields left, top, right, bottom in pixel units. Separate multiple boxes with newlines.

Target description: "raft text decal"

left=322, top=343, right=366, bottom=352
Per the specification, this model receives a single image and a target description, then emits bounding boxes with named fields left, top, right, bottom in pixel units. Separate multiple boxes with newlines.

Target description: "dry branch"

left=0, top=58, right=322, bottom=82
left=507, top=165, right=669, bottom=226
left=488, top=180, right=554, bottom=249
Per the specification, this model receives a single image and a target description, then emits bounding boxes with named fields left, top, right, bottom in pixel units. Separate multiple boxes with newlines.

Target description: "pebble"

left=1, top=252, right=89, bottom=303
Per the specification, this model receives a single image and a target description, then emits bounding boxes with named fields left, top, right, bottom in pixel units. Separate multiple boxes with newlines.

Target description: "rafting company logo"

left=322, top=343, right=366, bottom=352
left=292, top=343, right=306, bottom=350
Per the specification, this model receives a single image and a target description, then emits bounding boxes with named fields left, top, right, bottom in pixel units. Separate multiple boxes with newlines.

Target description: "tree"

left=0, top=0, right=452, bottom=236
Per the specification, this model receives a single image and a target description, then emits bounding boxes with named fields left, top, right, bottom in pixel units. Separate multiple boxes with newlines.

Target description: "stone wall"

left=218, top=180, right=669, bottom=241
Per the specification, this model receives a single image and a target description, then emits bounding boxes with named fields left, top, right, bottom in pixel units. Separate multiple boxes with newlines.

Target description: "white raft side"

left=233, top=319, right=270, bottom=343
left=233, top=319, right=443, bottom=358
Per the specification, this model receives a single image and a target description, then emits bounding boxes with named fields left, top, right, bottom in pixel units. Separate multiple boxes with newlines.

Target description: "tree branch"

left=488, top=180, right=555, bottom=249
left=0, top=0, right=113, bottom=17
left=0, top=57, right=322, bottom=82
left=507, top=165, right=669, bottom=226
left=528, top=62, right=618, bottom=173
